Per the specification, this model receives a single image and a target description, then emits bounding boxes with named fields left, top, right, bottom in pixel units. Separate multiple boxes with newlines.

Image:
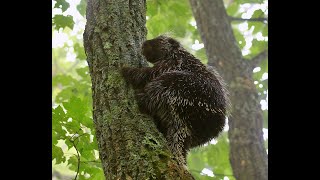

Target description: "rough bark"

left=83, top=0, right=194, bottom=179
left=189, top=0, right=268, bottom=179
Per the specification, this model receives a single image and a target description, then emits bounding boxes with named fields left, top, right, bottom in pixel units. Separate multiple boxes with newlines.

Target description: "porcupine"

left=121, top=35, right=230, bottom=164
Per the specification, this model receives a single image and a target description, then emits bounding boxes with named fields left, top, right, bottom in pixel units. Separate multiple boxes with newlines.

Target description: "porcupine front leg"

left=121, top=67, right=155, bottom=90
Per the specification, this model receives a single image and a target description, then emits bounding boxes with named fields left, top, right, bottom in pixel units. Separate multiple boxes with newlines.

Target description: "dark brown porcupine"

left=121, top=35, right=230, bottom=165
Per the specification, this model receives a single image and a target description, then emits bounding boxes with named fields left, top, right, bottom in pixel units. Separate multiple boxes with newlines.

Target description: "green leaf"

left=63, top=96, right=88, bottom=129
left=77, top=0, right=87, bottom=16
left=248, top=22, right=264, bottom=34
left=54, top=0, right=70, bottom=12
left=233, top=28, right=246, bottom=49
left=74, top=43, right=87, bottom=60
left=78, top=163, right=102, bottom=179
left=147, top=14, right=167, bottom=37
left=55, top=87, right=76, bottom=103
left=68, top=155, right=79, bottom=171
left=253, top=23, right=264, bottom=34
left=146, top=0, right=160, bottom=17
left=146, top=0, right=192, bottom=38
left=52, top=131, right=58, bottom=145
left=52, top=106, right=68, bottom=142
left=76, top=134, right=91, bottom=151
left=226, top=3, right=239, bottom=17
left=52, top=124, right=67, bottom=144
left=251, top=9, right=265, bottom=19
left=52, top=105, right=68, bottom=124
left=90, top=169, right=105, bottom=180
left=65, top=138, right=75, bottom=150
left=52, top=74, right=77, bottom=87
left=52, top=145, right=66, bottom=164
left=207, top=135, right=233, bottom=174
left=250, top=39, right=267, bottom=56
left=52, top=15, right=74, bottom=30
left=262, top=25, right=268, bottom=36
left=81, top=116, right=93, bottom=128
left=55, top=78, right=91, bottom=104
left=63, top=96, right=87, bottom=114
left=81, top=149, right=96, bottom=160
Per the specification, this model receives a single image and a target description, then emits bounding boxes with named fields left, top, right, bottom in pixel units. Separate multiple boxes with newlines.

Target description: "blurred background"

left=52, top=0, right=268, bottom=179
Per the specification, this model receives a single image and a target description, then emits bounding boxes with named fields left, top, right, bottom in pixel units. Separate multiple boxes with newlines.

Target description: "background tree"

left=52, top=0, right=268, bottom=179
left=189, top=0, right=268, bottom=179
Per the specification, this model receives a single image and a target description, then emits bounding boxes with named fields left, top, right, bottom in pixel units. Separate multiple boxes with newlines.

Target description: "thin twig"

left=230, top=16, right=268, bottom=23
left=81, top=160, right=101, bottom=164
left=68, top=129, right=82, bottom=180
left=71, top=140, right=81, bottom=180
left=67, top=128, right=83, bottom=142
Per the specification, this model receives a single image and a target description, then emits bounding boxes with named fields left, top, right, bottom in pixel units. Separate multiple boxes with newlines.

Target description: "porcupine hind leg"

left=141, top=71, right=193, bottom=165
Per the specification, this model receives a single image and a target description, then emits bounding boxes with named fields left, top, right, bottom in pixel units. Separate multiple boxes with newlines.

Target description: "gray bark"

left=189, top=0, right=268, bottom=179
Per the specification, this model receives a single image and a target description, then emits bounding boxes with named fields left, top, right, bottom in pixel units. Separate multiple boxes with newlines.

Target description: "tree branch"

left=81, top=160, right=101, bottom=164
left=229, top=16, right=268, bottom=23
left=248, top=50, right=268, bottom=69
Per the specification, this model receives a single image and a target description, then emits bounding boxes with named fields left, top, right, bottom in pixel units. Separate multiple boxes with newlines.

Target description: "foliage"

left=187, top=133, right=235, bottom=180
left=146, top=0, right=193, bottom=38
left=53, top=15, right=75, bottom=30
left=52, top=0, right=268, bottom=179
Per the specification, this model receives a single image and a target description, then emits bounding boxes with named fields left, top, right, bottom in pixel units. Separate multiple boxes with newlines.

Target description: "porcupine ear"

left=167, top=37, right=180, bottom=48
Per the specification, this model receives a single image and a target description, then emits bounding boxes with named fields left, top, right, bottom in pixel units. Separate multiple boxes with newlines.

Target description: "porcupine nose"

left=142, top=41, right=151, bottom=55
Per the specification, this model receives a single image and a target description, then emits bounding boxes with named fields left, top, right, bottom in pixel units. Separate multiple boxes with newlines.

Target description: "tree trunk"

left=189, top=0, right=268, bottom=179
left=83, top=0, right=194, bottom=179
